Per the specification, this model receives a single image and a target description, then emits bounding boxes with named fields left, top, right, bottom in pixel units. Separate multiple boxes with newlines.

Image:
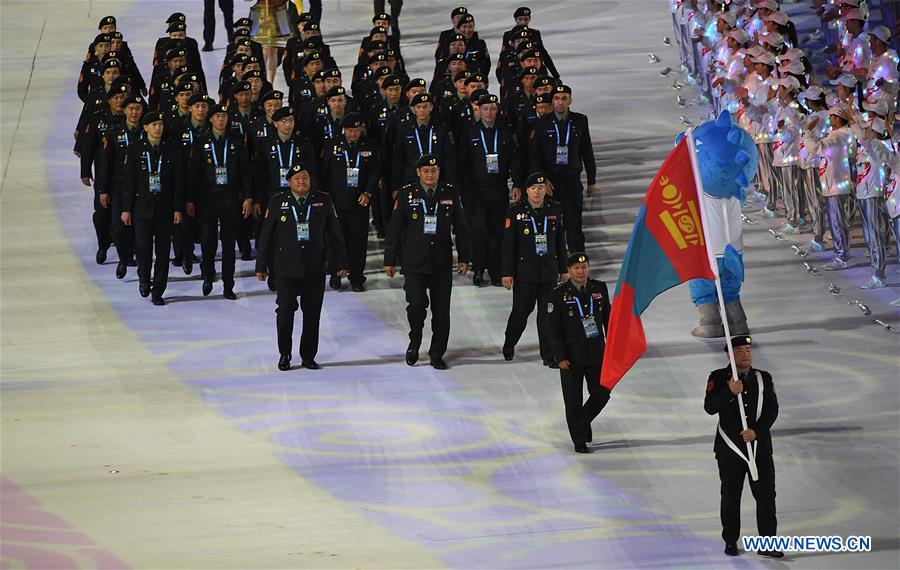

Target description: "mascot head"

left=676, top=110, right=758, bottom=200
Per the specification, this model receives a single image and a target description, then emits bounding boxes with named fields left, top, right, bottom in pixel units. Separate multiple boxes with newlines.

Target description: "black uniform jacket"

left=528, top=111, right=596, bottom=185
left=187, top=132, right=251, bottom=204
left=704, top=367, right=778, bottom=459
left=501, top=200, right=567, bottom=282
left=123, top=138, right=185, bottom=220
left=319, top=138, right=381, bottom=211
left=548, top=279, right=611, bottom=367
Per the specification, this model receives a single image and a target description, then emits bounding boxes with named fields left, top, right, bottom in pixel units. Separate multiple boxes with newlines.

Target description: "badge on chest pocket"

left=215, top=166, right=228, bottom=185
left=485, top=153, right=499, bottom=174
left=346, top=167, right=360, bottom=188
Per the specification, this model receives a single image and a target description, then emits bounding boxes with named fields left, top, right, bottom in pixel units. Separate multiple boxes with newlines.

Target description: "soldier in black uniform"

left=528, top=85, right=596, bottom=253
left=547, top=253, right=611, bottom=453
left=391, top=93, right=456, bottom=193
left=255, top=164, right=348, bottom=371
left=78, top=78, right=129, bottom=265
left=434, top=7, right=470, bottom=62
left=188, top=104, right=252, bottom=299
left=461, top=93, right=522, bottom=286
left=121, top=112, right=185, bottom=305
left=320, top=112, right=380, bottom=292
left=704, top=336, right=782, bottom=558
left=148, top=48, right=186, bottom=112
left=502, top=172, right=567, bottom=363
left=252, top=90, right=285, bottom=152
left=154, top=14, right=208, bottom=92
left=78, top=33, right=111, bottom=104
left=384, top=154, right=470, bottom=370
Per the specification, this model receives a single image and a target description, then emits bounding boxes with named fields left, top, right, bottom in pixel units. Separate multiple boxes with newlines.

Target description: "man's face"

left=535, top=101, right=552, bottom=116
left=465, top=82, right=485, bottom=96
left=733, top=345, right=752, bottom=370
left=191, top=102, right=209, bottom=122
left=480, top=103, right=498, bottom=124
left=449, top=40, right=466, bottom=55
left=407, top=86, right=425, bottom=99
left=249, top=77, right=262, bottom=94
left=536, top=84, right=553, bottom=96
left=100, top=24, right=116, bottom=34
left=236, top=45, right=251, bottom=56
left=522, top=74, right=536, bottom=90
left=384, top=85, right=402, bottom=105
left=313, top=78, right=327, bottom=97
left=448, top=60, right=467, bottom=76
left=245, top=63, right=260, bottom=72
left=413, top=101, right=433, bottom=122
left=371, top=32, right=387, bottom=43
left=368, top=60, right=387, bottom=73
left=210, top=112, right=229, bottom=132
left=328, top=95, right=347, bottom=116
left=289, top=170, right=311, bottom=193
left=168, top=57, right=184, bottom=72
left=235, top=90, right=251, bottom=107
left=374, top=18, right=390, bottom=30
left=522, top=56, right=541, bottom=69
left=103, top=67, right=120, bottom=85
left=306, top=60, right=324, bottom=75
left=109, top=92, right=127, bottom=112
left=110, top=38, right=123, bottom=51
left=569, top=261, right=589, bottom=282
left=95, top=41, right=110, bottom=59
left=847, top=18, right=863, bottom=35
left=176, top=91, right=190, bottom=109
left=552, top=92, right=571, bottom=114
left=124, top=102, right=143, bottom=124
left=263, top=99, right=282, bottom=118
left=169, top=31, right=186, bottom=40
left=324, top=76, right=341, bottom=90
left=344, top=126, right=363, bottom=142
left=276, top=116, right=294, bottom=136
left=870, top=36, right=886, bottom=55
left=526, top=182, right=546, bottom=203
left=454, top=78, right=467, bottom=94
left=515, top=15, right=530, bottom=27
left=418, top=164, right=439, bottom=187
left=144, top=120, right=164, bottom=140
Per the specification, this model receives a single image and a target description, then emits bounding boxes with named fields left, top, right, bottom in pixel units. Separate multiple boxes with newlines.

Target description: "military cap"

left=209, top=103, right=230, bottom=116
left=454, top=70, right=472, bottom=83
left=405, top=78, right=427, bottom=91
left=141, top=111, right=163, bottom=125
left=450, top=33, right=466, bottom=43
left=188, top=93, right=212, bottom=106
left=553, top=84, right=573, bottom=95
left=459, top=13, right=475, bottom=25
left=341, top=112, right=364, bottom=128
left=535, top=75, right=556, bottom=88
left=272, top=107, right=294, bottom=122
left=324, top=68, right=342, bottom=78
left=297, top=12, right=314, bottom=24
left=165, top=48, right=186, bottom=61
left=175, top=81, right=194, bottom=94
left=234, top=28, right=251, bottom=38
left=94, top=33, right=112, bottom=45
left=410, top=93, right=435, bottom=106
left=519, top=66, right=539, bottom=78
left=366, top=39, right=387, bottom=52
left=514, top=6, right=532, bottom=18
left=451, top=7, right=468, bottom=18
left=228, top=53, right=249, bottom=67
left=259, top=90, right=284, bottom=103
left=286, top=163, right=309, bottom=180
left=304, top=36, right=324, bottom=49
left=724, top=335, right=752, bottom=352
left=242, top=69, right=263, bottom=80
left=477, top=93, right=499, bottom=106
left=312, top=70, right=327, bottom=81
left=382, top=75, right=403, bottom=88
left=534, top=93, right=552, bottom=104
left=521, top=48, right=543, bottom=60
left=373, top=12, right=391, bottom=22
left=373, top=66, right=392, bottom=79
left=526, top=172, right=547, bottom=187
left=232, top=80, right=251, bottom=94
left=234, top=17, right=253, bottom=27
left=123, top=94, right=146, bottom=108
left=102, top=59, right=121, bottom=70
left=303, top=52, right=323, bottom=65
left=245, top=56, right=262, bottom=66
left=385, top=48, right=399, bottom=59
left=566, top=252, right=589, bottom=267
left=175, top=70, right=198, bottom=83
left=109, top=31, right=123, bottom=40
left=107, top=78, right=129, bottom=98
left=516, top=41, right=536, bottom=54
left=166, top=12, right=186, bottom=24
left=235, top=38, right=253, bottom=48
left=98, top=16, right=116, bottom=29
left=370, top=26, right=388, bottom=36
left=416, top=154, right=439, bottom=169
left=306, top=22, right=321, bottom=32
left=326, top=86, right=347, bottom=99
left=464, top=73, right=486, bottom=85
left=167, top=22, right=186, bottom=33
left=366, top=52, right=387, bottom=65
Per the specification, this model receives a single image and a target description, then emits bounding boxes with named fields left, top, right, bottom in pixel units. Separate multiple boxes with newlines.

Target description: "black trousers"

left=93, top=193, right=112, bottom=251
left=199, top=192, right=239, bottom=289
left=110, top=191, right=134, bottom=264
left=171, top=212, right=197, bottom=262
left=549, top=172, right=585, bottom=253
left=275, top=273, right=325, bottom=359
left=373, top=0, right=402, bottom=38
left=336, top=206, right=369, bottom=285
left=135, top=213, right=173, bottom=298
left=307, top=0, right=322, bottom=22
left=559, top=364, right=610, bottom=446
left=717, top=450, right=777, bottom=544
left=203, top=0, right=234, bottom=47
left=504, top=280, right=555, bottom=361
left=470, top=185, right=509, bottom=280
left=404, top=271, right=452, bottom=359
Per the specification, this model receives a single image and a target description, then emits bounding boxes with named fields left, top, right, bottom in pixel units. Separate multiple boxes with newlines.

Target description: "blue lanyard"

left=278, top=142, right=294, bottom=169
left=343, top=149, right=360, bottom=168
left=419, top=191, right=438, bottom=216
left=480, top=127, right=498, bottom=154
left=529, top=215, right=548, bottom=235
left=326, top=121, right=333, bottom=138
left=145, top=147, right=162, bottom=175
left=554, top=120, right=571, bottom=146
left=211, top=137, right=227, bottom=167
left=290, top=201, right=312, bottom=223
left=566, top=295, right=593, bottom=319
left=415, top=126, right=433, bottom=155
left=124, top=131, right=130, bottom=146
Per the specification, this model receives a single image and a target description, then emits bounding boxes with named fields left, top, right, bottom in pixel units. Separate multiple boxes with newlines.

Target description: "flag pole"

left=685, top=129, right=759, bottom=482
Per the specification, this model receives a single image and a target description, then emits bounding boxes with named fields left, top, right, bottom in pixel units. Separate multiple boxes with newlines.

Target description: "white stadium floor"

left=1, top=0, right=898, bottom=568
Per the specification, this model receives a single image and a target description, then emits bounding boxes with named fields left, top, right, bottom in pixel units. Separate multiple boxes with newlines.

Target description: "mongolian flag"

left=600, top=135, right=715, bottom=390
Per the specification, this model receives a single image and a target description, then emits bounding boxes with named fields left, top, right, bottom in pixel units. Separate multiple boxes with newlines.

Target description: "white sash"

left=717, top=370, right=762, bottom=471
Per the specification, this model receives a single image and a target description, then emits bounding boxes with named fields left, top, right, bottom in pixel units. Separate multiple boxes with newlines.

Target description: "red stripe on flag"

left=600, top=284, right=646, bottom=391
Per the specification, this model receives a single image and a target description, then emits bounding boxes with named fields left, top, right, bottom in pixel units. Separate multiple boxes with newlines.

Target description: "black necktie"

left=427, top=188, right=434, bottom=200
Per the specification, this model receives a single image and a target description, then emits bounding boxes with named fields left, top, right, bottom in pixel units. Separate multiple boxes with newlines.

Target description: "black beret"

left=298, top=12, right=314, bottom=23
left=459, top=13, right=475, bottom=24
left=167, top=22, right=186, bottom=33
left=405, top=78, right=427, bottom=91
left=326, top=86, right=347, bottom=99
left=451, top=6, right=468, bottom=17
left=188, top=93, right=213, bottom=106
left=450, top=33, right=466, bottom=43
left=519, top=66, right=539, bottom=78
left=469, top=88, right=489, bottom=103
left=534, top=93, right=552, bottom=104
left=175, top=81, right=194, bottom=94
left=477, top=93, right=499, bottom=106
left=304, top=36, right=324, bottom=49
left=228, top=53, right=249, bottom=66
left=526, top=172, right=547, bottom=187
left=454, top=70, right=472, bottom=83
left=312, top=70, right=327, bottom=81
left=366, top=52, right=387, bottom=65
left=324, top=68, right=342, bottom=78
left=94, top=33, right=111, bottom=45
left=725, top=336, right=753, bottom=352
left=234, top=17, right=253, bottom=27
left=521, top=48, right=543, bottom=60
left=304, top=52, right=323, bottom=65
left=102, top=59, right=121, bottom=70
left=235, top=38, right=253, bottom=47
left=416, top=153, right=439, bottom=168
left=373, top=66, right=392, bottom=78
left=370, top=26, right=388, bottom=36
left=272, top=107, right=294, bottom=122
left=209, top=103, right=230, bottom=116
left=165, top=48, right=186, bottom=61
left=514, top=6, right=532, bottom=18
left=242, top=69, right=263, bottom=80
left=166, top=12, right=185, bottom=24
left=286, top=163, right=309, bottom=180
left=382, top=75, right=403, bottom=88
left=366, top=39, right=387, bottom=52
left=107, top=79, right=129, bottom=98
left=410, top=93, right=435, bottom=106
left=553, top=84, right=573, bottom=95
left=464, top=73, right=486, bottom=85
left=141, top=111, right=163, bottom=125
left=109, top=31, right=123, bottom=40
left=102, top=51, right=120, bottom=63
left=373, top=12, right=391, bottom=22
left=246, top=56, right=262, bottom=66
left=234, top=28, right=251, bottom=37
left=446, top=53, right=467, bottom=62
left=98, top=16, right=116, bottom=29
left=516, top=41, right=536, bottom=54
left=232, top=80, right=251, bottom=94
left=535, top=76, right=556, bottom=88
left=122, top=95, right=146, bottom=108
left=511, top=28, right=531, bottom=41
left=566, top=252, right=589, bottom=267
left=386, top=48, right=399, bottom=58
left=259, top=90, right=284, bottom=103
left=341, top=112, right=364, bottom=128
left=305, top=22, right=321, bottom=32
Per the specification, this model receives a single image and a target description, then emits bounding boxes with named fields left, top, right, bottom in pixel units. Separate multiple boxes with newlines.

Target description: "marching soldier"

left=391, top=93, right=456, bottom=193
left=319, top=112, right=380, bottom=292
left=154, top=13, right=207, bottom=91
left=502, top=172, right=567, bottom=364
left=78, top=33, right=111, bottom=103
left=384, top=154, right=471, bottom=370
left=121, top=112, right=185, bottom=305
left=255, top=164, right=349, bottom=372
left=528, top=85, right=596, bottom=253
left=547, top=253, right=612, bottom=453
left=704, top=336, right=781, bottom=559
left=188, top=103, right=252, bottom=299
left=148, top=47, right=186, bottom=112
left=252, top=90, right=286, bottom=153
